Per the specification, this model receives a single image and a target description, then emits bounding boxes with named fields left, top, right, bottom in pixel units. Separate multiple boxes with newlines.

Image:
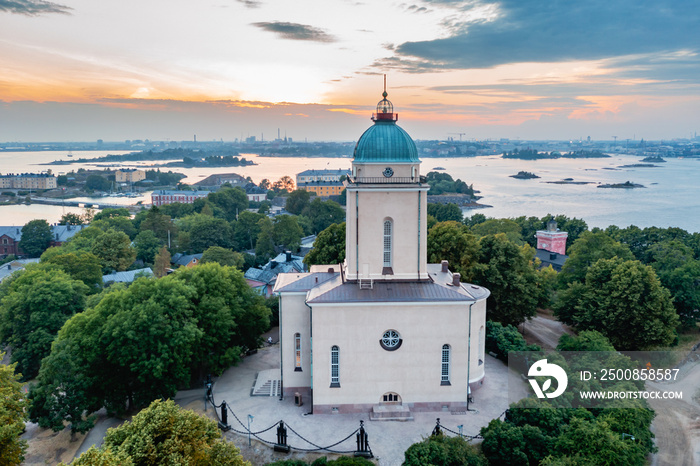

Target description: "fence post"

left=432, top=418, right=442, bottom=437
left=354, top=420, right=373, bottom=458
left=218, top=401, right=230, bottom=431
left=274, top=421, right=291, bottom=453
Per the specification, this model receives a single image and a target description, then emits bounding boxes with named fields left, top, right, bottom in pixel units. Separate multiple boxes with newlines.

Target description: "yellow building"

left=115, top=169, right=146, bottom=183
left=0, top=173, right=57, bottom=189
left=298, top=181, right=344, bottom=196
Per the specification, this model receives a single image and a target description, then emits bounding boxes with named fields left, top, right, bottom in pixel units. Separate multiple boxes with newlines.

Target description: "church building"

left=273, top=89, right=489, bottom=418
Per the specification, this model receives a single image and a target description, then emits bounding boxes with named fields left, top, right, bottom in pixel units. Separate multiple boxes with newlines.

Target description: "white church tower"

left=345, top=86, right=430, bottom=283
left=274, top=85, right=489, bottom=417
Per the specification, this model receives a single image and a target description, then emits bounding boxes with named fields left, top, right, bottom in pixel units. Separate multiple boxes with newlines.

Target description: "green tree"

left=159, top=202, right=195, bottom=219
left=41, top=248, right=103, bottom=290
left=301, top=198, right=345, bottom=234
left=153, top=246, right=171, bottom=278
left=403, top=434, right=487, bottom=466
left=201, top=246, right=244, bottom=268
left=285, top=189, right=311, bottom=215
left=303, top=222, right=346, bottom=266
left=0, top=353, right=29, bottom=466
left=467, top=234, right=541, bottom=326
left=0, top=266, right=88, bottom=379
left=61, top=226, right=105, bottom=253
left=559, top=231, right=634, bottom=286
left=30, top=265, right=269, bottom=431
left=464, top=213, right=487, bottom=227
left=133, top=230, right=163, bottom=265
left=59, top=212, right=85, bottom=225
left=255, top=217, right=275, bottom=260
left=206, top=187, right=249, bottom=222
left=233, top=211, right=266, bottom=251
left=92, top=216, right=137, bottom=239
left=470, top=218, right=523, bottom=244
left=139, top=206, right=176, bottom=243
left=85, top=174, right=110, bottom=191
left=19, top=219, right=52, bottom=257
left=273, top=215, right=304, bottom=251
left=70, top=399, right=249, bottom=466
left=93, top=207, right=131, bottom=221
left=427, top=221, right=478, bottom=276
left=646, top=240, right=700, bottom=328
left=557, top=330, right=615, bottom=352
left=554, top=258, right=678, bottom=350
left=91, top=229, right=136, bottom=272
left=186, top=215, right=234, bottom=252
left=555, top=417, right=646, bottom=466
left=427, top=203, right=463, bottom=222
left=485, top=320, right=540, bottom=363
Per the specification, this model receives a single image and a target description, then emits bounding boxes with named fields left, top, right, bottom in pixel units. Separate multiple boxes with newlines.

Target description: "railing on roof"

left=347, top=176, right=426, bottom=184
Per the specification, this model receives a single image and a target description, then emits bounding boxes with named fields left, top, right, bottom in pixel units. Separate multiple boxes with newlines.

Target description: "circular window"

left=380, top=330, right=402, bottom=351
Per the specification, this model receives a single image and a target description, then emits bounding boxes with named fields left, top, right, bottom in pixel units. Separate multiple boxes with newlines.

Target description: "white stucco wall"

left=309, top=297, right=487, bottom=409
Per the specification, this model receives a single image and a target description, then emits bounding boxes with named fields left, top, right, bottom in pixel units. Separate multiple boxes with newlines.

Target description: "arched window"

left=330, top=346, right=340, bottom=387
left=294, top=333, right=302, bottom=371
left=441, top=344, right=451, bottom=385
left=383, top=219, right=392, bottom=267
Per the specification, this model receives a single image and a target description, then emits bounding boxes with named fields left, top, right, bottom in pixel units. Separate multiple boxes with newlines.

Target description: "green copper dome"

left=353, top=120, right=419, bottom=163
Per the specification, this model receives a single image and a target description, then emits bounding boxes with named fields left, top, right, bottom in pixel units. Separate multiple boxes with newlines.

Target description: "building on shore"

left=194, top=173, right=247, bottom=188
left=274, top=90, right=489, bottom=417
left=115, top=168, right=146, bottom=183
left=297, top=180, right=344, bottom=197
left=0, top=173, right=57, bottom=190
left=151, top=190, right=209, bottom=206
left=296, top=169, right=350, bottom=186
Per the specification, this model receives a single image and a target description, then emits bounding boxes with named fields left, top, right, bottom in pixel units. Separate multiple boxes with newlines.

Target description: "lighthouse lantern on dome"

left=372, top=75, right=398, bottom=121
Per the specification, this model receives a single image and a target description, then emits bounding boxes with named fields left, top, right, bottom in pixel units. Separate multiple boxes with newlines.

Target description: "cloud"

left=251, top=21, right=336, bottom=42
left=392, top=0, right=700, bottom=69
left=235, top=0, right=261, bottom=8
left=0, top=0, right=71, bottom=15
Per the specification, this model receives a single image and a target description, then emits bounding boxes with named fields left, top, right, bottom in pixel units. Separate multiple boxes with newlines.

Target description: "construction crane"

left=448, top=132, right=466, bottom=141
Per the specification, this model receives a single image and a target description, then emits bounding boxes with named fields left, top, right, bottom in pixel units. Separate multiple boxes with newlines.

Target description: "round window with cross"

left=380, top=329, right=402, bottom=351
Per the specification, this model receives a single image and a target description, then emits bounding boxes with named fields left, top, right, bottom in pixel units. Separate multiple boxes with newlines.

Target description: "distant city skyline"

left=1, top=0, right=699, bottom=142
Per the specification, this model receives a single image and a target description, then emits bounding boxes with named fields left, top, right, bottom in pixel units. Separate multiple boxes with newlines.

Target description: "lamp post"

left=622, top=433, right=635, bottom=441
left=248, top=414, right=254, bottom=446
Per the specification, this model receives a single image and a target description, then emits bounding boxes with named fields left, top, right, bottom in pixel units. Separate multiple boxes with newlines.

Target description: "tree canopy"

left=0, top=265, right=89, bottom=379
left=19, top=219, right=52, bottom=257
left=66, top=399, right=249, bottom=466
left=29, top=263, right=269, bottom=432
left=0, top=353, right=29, bottom=466
left=554, top=257, right=678, bottom=350
left=303, top=222, right=346, bottom=266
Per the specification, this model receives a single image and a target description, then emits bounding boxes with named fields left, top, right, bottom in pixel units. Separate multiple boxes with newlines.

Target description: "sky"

left=1, top=0, right=699, bottom=142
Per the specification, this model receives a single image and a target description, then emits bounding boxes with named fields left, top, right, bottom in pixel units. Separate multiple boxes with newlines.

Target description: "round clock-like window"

left=380, top=329, right=402, bottom=351
left=383, top=167, right=394, bottom=178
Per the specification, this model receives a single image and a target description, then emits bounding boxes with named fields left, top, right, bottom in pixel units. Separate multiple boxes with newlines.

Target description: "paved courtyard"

left=207, top=343, right=516, bottom=466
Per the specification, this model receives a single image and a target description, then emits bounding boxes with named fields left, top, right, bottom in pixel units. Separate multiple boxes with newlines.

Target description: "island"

left=618, top=163, right=658, bottom=168
left=44, top=148, right=256, bottom=168
left=502, top=149, right=610, bottom=160
left=641, top=156, right=666, bottom=163
left=597, top=181, right=645, bottom=189
left=510, top=171, right=540, bottom=179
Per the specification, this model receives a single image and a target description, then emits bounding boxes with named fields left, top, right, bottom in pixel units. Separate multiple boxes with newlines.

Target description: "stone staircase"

left=251, top=369, right=281, bottom=397
left=369, top=404, right=414, bottom=421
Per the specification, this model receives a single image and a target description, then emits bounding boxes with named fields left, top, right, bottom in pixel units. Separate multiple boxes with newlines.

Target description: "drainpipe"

left=466, top=301, right=475, bottom=411
left=417, top=190, right=421, bottom=280
left=306, top=300, right=314, bottom=413
left=278, top=296, right=284, bottom=400
left=355, top=190, right=359, bottom=281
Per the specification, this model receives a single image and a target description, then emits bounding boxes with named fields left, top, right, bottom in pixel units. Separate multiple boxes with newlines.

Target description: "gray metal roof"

left=102, top=267, right=154, bottom=284
left=273, top=272, right=338, bottom=293
left=306, top=279, right=481, bottom=304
